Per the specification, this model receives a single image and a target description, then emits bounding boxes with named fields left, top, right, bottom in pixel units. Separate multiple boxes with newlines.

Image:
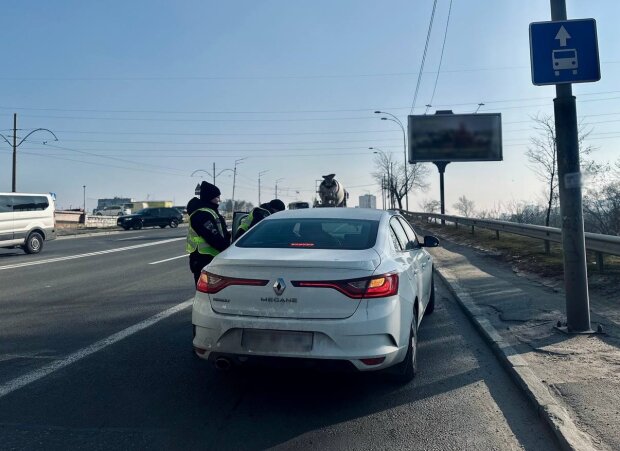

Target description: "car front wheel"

left=23, top=232, right=44, bottom=254
left=169, top=219, right=179, bottom=228
left=133, top=221, right=143, bottom=230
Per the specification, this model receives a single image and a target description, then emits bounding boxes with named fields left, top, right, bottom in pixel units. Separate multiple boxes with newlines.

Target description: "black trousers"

left=189, top=253, right=214, bottom=285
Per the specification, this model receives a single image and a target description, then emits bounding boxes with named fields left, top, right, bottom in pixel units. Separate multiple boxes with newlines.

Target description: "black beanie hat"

left=269, top=199, right=286, bottom=212
left=200, top=181, right=221, bottom=201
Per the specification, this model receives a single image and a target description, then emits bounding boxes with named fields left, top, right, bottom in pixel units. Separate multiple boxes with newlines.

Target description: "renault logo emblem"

left=273, top=278, right=286, bottom=296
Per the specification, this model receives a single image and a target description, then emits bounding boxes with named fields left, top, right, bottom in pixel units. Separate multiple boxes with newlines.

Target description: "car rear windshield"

left=236, top=218, right=379, bottom=250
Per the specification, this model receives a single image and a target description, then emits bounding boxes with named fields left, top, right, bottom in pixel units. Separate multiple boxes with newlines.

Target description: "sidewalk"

left=425, top=235, right=620, bottom=451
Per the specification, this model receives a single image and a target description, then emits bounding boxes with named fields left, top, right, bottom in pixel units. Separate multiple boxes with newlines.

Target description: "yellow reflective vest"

left=236, top=207, right=270, bottom=236
left=186, top=207, right=224, bottom=257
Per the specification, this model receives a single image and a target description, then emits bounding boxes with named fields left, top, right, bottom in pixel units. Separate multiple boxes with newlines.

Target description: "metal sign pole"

left=551, top=0, right=592, bottom=332
left=433, top=162, right=449, bottom=225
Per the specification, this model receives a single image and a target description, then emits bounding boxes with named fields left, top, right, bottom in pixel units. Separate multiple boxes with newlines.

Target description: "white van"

left=0, top=193, right=56, bottom=254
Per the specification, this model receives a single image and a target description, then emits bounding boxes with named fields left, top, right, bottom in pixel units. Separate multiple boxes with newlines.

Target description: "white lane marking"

left=149, top=255, right=187, bottom=265
left=0, top=298, right=193, bottom=399
left=117, top=235, right=145, bottom=241
left=0, top=238, right=184, bottom=271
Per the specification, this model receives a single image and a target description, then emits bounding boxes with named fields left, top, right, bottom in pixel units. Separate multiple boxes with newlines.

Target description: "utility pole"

left=275, top=178, right=284, bottom=199
left=231, top=157, right=246, bottom=213
left=258, top=170, right=269, bottom=205
left=83, top=185, right=86, bottom=213
left=550, top=0, right=592, bottom=332
left=0, top=113, right=58, bottom=193
left=212, top=162, right=216, bottom=186
left=12, top=114, right=17, bottom=192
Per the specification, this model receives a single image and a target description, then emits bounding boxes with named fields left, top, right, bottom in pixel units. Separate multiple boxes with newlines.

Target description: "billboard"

left=408, top=113, right=502, bottom=163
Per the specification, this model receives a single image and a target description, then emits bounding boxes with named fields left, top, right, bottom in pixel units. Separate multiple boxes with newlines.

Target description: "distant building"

left=359, top=194, right=377, bottom=209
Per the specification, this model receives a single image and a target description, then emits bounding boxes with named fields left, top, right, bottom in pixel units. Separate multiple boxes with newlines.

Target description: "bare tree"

left=419, top=198, right=440, bottom=213
left=372, top=152, right=429, bottom=210
left=453, top=195, right=476, bottom=217
left=525, top=113, right=595, bottom=228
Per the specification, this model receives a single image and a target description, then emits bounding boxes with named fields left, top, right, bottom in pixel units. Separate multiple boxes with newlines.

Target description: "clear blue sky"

left=1, top=0, right=619, bottom=212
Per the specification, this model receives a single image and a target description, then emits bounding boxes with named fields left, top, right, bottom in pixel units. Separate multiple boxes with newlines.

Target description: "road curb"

left=433, top=265, right=598, bottom=451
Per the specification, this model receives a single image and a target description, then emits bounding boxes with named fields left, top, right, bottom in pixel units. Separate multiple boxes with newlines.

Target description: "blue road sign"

left=529, top=19, right=600, bottom=86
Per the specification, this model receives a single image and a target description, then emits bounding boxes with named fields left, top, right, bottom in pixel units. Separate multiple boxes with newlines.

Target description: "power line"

left=410, top=0, right=439, bottom=114
left=1, top=61, right=617, bottom=82
left=18, top=114, right=381, bottom=123
left=427, top=0, right=453, bottom=112
left=2, top=90, right=620, bottom=116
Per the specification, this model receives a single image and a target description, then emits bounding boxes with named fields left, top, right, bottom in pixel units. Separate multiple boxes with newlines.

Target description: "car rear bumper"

left=192, top=292, right=411, bottom=371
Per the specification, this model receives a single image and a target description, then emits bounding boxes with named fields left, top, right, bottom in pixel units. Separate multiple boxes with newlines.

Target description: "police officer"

left=234, top=198, right=285, bottom=240
left=186, top=181, right=231, bottom=285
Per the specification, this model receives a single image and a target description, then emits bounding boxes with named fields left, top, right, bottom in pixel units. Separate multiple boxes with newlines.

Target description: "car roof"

left=265, top=208, right=394, bottom=221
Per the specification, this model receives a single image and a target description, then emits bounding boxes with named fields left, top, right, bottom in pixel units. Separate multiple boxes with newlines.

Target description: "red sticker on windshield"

left=290, top=242, right=315, bottom=247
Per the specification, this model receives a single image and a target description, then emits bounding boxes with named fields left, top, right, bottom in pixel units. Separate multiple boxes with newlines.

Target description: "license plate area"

left=241, top=329, right=313, bottom=353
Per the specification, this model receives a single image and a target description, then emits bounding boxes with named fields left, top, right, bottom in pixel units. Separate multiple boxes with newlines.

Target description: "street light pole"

left=375, top=111, right=408, bottom=211
left=258, top=170, right=269, bottom=205
left=0, top=113, right=58, bottom=192
left=83, top=185, right=86, bottom=213
left=231, top=157, right=247, bottom=212
left=275, top=178, right=284, bottom=198
left=370, top=146, right=392, bottom=210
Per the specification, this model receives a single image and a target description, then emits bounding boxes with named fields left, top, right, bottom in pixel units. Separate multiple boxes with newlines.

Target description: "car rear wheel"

left=169, top=219, right=179, bottom=228
left=122, top=226, right=130, bottom=231
left=426, top=273, right=435, bottom=315
left=390, top=312, right=418, bottom=384
left=23, top=232, right=44, bottom=254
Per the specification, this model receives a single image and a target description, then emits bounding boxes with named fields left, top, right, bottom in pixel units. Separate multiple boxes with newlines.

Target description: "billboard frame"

left=407, top=112, right=503, bottom=163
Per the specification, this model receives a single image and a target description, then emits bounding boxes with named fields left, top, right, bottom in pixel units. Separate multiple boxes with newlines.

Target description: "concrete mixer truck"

left=314, top=174, right=348, bottom=207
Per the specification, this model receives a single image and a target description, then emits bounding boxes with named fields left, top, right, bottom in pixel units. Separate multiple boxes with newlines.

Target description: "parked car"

left=192, top=208, right=439, bottom=383
left=0, top=192, right=56, bottom=254
left=117, top=207, right=183, bottom=230
left=94, top=205, right=130, bottom=216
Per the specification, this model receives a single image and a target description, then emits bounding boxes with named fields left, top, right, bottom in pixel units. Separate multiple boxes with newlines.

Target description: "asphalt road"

left=0, top=228, right=559, bottom=450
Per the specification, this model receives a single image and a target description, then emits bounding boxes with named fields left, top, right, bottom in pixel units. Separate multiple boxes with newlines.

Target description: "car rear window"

left=236, top=218, right=379, bottom=250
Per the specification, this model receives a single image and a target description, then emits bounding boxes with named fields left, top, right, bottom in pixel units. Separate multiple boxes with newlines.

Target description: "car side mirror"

left=422, top=235, right=440, bottom=247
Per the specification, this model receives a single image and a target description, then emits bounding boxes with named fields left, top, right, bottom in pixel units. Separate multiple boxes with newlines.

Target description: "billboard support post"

left=549, top=0, right=592, bottom=333
left=433, top=162, right=450, bottom=225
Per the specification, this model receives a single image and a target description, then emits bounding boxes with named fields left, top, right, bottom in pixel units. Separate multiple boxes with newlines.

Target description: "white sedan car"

left=192, top=208, right=439, bottom=382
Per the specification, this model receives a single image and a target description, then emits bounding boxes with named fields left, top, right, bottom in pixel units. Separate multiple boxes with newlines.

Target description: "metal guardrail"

left=401, top=211, right=620, bottom=266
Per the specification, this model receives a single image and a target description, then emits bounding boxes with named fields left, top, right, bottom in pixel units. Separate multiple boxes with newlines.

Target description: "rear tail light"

left=196, top=271, right=269, bottom=294
left=291, top=273, right=398, bottom=299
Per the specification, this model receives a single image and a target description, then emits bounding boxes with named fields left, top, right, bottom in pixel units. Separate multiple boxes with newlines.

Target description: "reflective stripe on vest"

left=186, top=208, right=224, bottom=256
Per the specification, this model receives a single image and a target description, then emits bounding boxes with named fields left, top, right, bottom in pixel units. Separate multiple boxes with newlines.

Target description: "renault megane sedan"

left=192, top=208, right=439, bottom=383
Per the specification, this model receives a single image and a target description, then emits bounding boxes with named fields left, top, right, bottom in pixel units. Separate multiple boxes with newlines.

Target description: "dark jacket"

left=234, top=205, right=271, bottom=240
left=187, top=197, right=230, bottom=274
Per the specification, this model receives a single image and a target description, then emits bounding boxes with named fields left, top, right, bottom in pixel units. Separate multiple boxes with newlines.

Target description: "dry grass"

left=411, top=218, right=620, bottom=296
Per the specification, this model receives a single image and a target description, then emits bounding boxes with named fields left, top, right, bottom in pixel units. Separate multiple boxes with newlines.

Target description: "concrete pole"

left=551, top=0, right=592, bottom=332
left=12, top=114, right=17, bottom=192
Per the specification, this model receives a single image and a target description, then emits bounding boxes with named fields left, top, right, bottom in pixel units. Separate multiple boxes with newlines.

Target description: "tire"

left=426, top=273, right=436, bottom=315
left=133, top=221, right=143, bottom=230
left=24, top=232, right=44, bottom=254
left=390, top=312, right=418, bottom=384
left=122, top=226, right=130, bottom=231
left=169, top=219, right=179, bottom=228
left=159, top=225, right=167, bottom=229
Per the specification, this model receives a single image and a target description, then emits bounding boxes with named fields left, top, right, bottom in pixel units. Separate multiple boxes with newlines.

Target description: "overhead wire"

left=426, top=0, right=453, bottom=114
left=410, top=0, right=439, bottom=114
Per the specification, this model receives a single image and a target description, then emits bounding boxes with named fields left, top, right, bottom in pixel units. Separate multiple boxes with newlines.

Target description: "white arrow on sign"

left=555, top=25, right=571, bottom=47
